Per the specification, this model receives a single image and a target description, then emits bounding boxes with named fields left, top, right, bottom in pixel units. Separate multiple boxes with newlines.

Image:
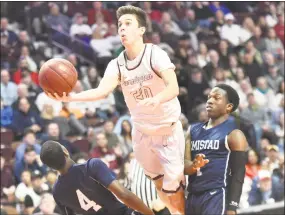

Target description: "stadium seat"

left=0, top=129, right=14, bottom=146
left=0, top=145, right=15, bottom=161
left=72, top=139, right=91, bottom=153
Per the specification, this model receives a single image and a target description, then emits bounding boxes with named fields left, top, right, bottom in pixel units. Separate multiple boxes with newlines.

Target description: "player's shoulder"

left=86, top=158, right=106, bottom=171
left=190, top=122, right=205, bottom=131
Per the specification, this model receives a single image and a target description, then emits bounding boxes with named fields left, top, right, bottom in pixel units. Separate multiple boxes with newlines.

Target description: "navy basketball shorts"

left=185, top=188, right=226, bottom=215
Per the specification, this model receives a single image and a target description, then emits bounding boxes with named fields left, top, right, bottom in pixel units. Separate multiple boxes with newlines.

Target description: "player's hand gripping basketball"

left=46, top=92, right=72, bottom=102
left=193, top=154, right=209, bottom=169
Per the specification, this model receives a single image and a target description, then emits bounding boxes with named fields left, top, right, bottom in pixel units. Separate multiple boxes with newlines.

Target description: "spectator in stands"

left=1, top=98, right=13, bottom=129
left=220, top=13, right=243, bottom=47
left=253, top=77, right=277, bottom=110
left=203, top=49, right=224, bottom=81
left=40, top=122, right=78, bottom=155
left=113, top=86, right=128, bottom=116
left=274, top=13, right=284, bottom=45
left=265, top=3, right=278, bottom=28
left=264, top=28, right=284, bottom=57
left=240, top=93, right=270, bottom=149
left=240, top=17, right=256, bottom=43
left=13, top=58, right=39, bottom=85
left=31, top=170, right=49, bottom=196
left=103, top=120, right=120, bottom=148
left=191, top=2, right=213, bottom=28
left=89, top=132, right=122, bottom=172
left=69, top=81, right=96, bottom=118
left=87, top=1, right=112, bottom=25
left=66, top=54, right=83, bottom=79
left=1, top=69, right=18, bottom=106
left=81, top=66, right=102, bottom=90
left=33, top=193, right=60, bottom=215
left=179, top=9, right=200, bottom=36
left=262, top=145, right=280, bottom=173
left=35, top=92, right=63, bottom=117
left=197, top=42, right=210, bottom=68
left=118, top=120, right=133, bottom=159
left=0, top=155, right=15, bottom=199
left=14, top=31, right=36, bottom=58
left=243, top=53, right=264, bottom=87
left=187, top=68, right=210, bottom=113
left=20, top=73, right=41, bottom=102
left=15, top=129, right=40, bottom=160
left=12, top=83, right=39, bottom=114
left=0, top=32, right=16, bottom=69
left=248, top=169, right=279, bottom=205
left=141, top=2, right=162, bottom=23
left=160, top=22, right=179, bottom=50
left=251, top=26, right=267, bottom=52
left=265, top=65, right=283, bottom=93
left=227, top=54, right=240, bottom=80
left=210, top=9, right=225, bottom=39
left=14, top=145, right=47, bottom=183
left=239, top=40, right=263, bottom=66
left=45, top=170, right=57, bottom=192
left=45, top=3, right=71, bottom=33
left=19, top=46, right=38, bottom=72
left=208, top=2, right=231, bottom=15
left=175, top=34, right=193, bottom=64
left=70, top=13, right=92, bottom=38
left=160, top=11, right=184, bottom=36
left=105, top=23, right=121, bottom=51
left=217, top=39, right=231, bottom=68
left=15, top=170, right=40, bottom=207
left=274, top=112, right=284, bottom=152
left=11, top=98, right=43, bottom=138
left=271, top=156, right=284, bottom=201
left=90, top=26, right=114, bottom=73
left=245, top=149, right=261, bottom=180
left=66, top=1, right=90, bottom=18
left=151, top=32, right=174, bottom=56
left=0, top=17, right=18, bottom=45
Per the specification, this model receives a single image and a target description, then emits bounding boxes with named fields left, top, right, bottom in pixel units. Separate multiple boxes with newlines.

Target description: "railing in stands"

left=47, top=26, right=97, bottom=66
left=238, top=201, right=284, bottom=215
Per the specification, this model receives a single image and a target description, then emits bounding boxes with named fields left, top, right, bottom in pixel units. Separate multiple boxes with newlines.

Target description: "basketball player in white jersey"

left=47, top=5, right=187, bottom=214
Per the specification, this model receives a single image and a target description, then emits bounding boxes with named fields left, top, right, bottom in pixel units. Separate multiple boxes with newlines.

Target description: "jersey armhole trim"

left=117, top=59, right=121, bottom=82
left=225, top=135, right=231, bottom=152
left=150, top=44, right=162, bottom=79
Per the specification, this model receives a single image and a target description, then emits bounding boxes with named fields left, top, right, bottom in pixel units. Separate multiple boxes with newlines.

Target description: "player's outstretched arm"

left=226, top=129, right=248, bottom=215
left=47, top=74, right=119, bottom=102
left=108, top=180, right=154, bottom=215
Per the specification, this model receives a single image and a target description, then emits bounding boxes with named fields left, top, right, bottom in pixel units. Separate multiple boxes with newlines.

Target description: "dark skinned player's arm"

left=227, top=129, right=248, bottom=213
left=108, top=180, right=154, bottom=215
left=184, top=129, right=209, bottom=175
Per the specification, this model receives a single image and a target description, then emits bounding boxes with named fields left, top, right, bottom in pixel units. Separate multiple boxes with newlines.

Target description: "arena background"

left=0, top=1, right=284, bottom=215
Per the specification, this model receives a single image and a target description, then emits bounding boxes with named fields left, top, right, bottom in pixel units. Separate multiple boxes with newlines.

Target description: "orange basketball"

left=38, top=58, right=78, bottom=97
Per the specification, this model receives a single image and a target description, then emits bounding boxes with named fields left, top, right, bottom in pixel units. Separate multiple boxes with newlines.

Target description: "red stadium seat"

left=1, top=145, right=15, bottom=161
left=72, top=139, right=91, bottom=153
left=1, top=129, right=14, bottom=146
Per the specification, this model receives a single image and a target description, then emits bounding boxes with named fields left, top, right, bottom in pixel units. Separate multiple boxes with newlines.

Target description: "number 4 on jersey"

left=76, top=189, right=102, bottom=211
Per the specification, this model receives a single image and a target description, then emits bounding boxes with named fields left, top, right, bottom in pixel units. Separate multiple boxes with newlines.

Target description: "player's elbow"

left=172, top=85, right=179, bottom=97
left=116, top=190, right=131, bottom=202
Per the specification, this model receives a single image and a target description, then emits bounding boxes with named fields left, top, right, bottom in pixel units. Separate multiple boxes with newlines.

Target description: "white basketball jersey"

left=116, top=44, right=181, bottom=135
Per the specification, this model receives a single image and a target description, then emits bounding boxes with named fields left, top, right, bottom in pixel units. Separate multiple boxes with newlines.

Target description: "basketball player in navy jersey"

left=40, top=140, right=154, bottom=215
left=185, top=84, right=248, bottom=215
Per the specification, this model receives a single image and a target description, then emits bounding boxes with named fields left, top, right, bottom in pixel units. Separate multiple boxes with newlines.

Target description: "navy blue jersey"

left=53, top=158, right=126, bottom=215
left=187, top=117, right=237, bottom=193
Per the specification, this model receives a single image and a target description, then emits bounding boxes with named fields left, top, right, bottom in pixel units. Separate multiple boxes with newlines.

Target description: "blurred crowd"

left=0, top=1, right=284, bottom=215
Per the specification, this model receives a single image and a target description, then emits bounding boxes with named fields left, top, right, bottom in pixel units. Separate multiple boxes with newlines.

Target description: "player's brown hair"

left=116, top=5, right=147, bottom=28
